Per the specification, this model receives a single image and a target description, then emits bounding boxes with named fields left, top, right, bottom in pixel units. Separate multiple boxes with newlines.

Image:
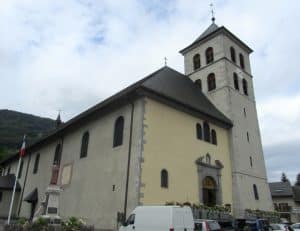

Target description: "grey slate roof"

left=141, top=66, right=232, bottom=125
left=269, top=181, right=294, bottom=197
left=179, top=23, right=253, bottom=54
left=194, top=23, right=219, bottom=43
left=0, top=66, right=232, bottom=165
left=0, top=174, right=21, bottom=191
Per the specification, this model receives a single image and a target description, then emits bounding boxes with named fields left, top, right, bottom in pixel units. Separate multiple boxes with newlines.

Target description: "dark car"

left=218, top=220, right=235, bottom=231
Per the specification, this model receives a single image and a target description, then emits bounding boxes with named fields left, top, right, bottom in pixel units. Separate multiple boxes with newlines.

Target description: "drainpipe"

left=124, top=102, right=135, bottom=220
left=17, top=153, right=32, bottom=216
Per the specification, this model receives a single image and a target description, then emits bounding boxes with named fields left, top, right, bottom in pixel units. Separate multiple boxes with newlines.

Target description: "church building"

left=0, top=20, right=273, bottom=230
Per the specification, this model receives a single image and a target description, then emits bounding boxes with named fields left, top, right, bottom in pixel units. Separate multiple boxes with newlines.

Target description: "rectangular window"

left=244, top=108, right=246, bottom=117
left=250, top=156, right=253, bottom=167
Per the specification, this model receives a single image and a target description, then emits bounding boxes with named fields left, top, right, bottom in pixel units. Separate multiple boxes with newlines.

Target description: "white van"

left=119, top=206, right=194, bottom=231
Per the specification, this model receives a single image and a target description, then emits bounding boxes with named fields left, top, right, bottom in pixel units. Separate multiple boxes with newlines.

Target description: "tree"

left=295, top=173, right=300, bottom=186
left=281, top=172, right=289, bottom=182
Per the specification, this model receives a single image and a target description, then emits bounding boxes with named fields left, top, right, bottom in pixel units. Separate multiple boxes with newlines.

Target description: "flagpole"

left=7, top=134, right=26, bottom=225
left=7, top=156, right=22, bottom=224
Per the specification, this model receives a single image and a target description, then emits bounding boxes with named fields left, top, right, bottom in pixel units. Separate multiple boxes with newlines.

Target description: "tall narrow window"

left=196, top=123, right=202, bottom=140
left=233, top=73, right=239, bottom=90
left=193, top=54, right=201, bottom=70
left=211, top=129, right=217, bottom=145
left=207, top=73, right=216, bottom=91
left=247, top=132, right=250, bottom=142
left=253, top=184, right=259, bottom=200
left=18, top=160, right=24, bottom=179
left=203, top=122, right=210, bottom=142
left=239, top=53, right=245, bottom=69
left=113, top=116, right=124, bottom=147
left=230, top=47, right=236, bottom=63
left=33, top=153, right=40, bottom=174
left=80, top=131, right=89, bottom=158
left=243, top=108, right=247, bottom=117
left=53, top=144, right=62, bottom=165
left=206, top=47, right=214, bottom=64
left=195, top=79, right=202, bottom=90
left=242, top=79, right=248, bottom=95
left=161, top=169, right=168, bottom=188
left=250, top=156, right=253, bottom=167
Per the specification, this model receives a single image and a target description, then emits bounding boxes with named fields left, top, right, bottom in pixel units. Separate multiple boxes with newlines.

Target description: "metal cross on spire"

left=210, top=3, right=216, bottom=23
left=164, top=57, right=167, bottom=66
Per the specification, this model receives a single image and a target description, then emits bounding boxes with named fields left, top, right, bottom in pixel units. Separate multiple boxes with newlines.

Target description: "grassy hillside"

left=0, top=109, right=56, bottom=161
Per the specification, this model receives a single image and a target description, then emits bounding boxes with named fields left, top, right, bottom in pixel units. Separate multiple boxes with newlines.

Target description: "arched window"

left=18, top=160, right=24, bottom=179
left=113, top=116, right=124, bottom=147
left=206, top=153, right=211, bottom=164
left=242, top=79, right=248, bottom=95
left=206, top=47, right=214, bottom=64
left=211, top=129, right=217, bottom=145
left=53, top=144, right=62, bottom=165
left=207, top=73, right=216, bottom=91
left=239, top=53, right=245, bottom=69
left=33, top=153, right=40, bottom=174
left=233, top=73, right=239, bottom=90
left=203, top=122, right=210, bottom=142
left=253, top=184, right=259, bottom=200
left=161, top=169, right=168, bottom=188
left=193, top=54, right=201, bottom=70
left=230, top=47, right=236, bottom=63
left=196, top=123, right=202, bottom=140
left=195, top=79, right=202, bottom=90
left=80, top=131, right=89, bottom=158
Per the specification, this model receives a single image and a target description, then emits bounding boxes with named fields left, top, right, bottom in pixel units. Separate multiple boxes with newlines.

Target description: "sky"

left=0, top=0, right=299, bottom=183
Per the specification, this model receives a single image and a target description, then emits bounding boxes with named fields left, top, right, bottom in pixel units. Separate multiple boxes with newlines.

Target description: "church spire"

left=56, top=110, right=62, bottom=128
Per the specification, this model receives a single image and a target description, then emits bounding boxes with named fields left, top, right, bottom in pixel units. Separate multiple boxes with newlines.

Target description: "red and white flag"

left=19, top=135, right=26, bottom=157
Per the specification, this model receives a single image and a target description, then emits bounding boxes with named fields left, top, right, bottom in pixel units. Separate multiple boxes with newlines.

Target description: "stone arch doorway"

left=202, top=176, right=217, bottom=207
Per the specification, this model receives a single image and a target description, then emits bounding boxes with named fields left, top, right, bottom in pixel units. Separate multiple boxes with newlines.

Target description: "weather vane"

left=164, top=57, right=167, bottom=66
left=210, top=3, right=215, bottom=23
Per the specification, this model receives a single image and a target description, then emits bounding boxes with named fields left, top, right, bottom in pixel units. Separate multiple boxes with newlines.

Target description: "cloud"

left=0, top=0, right=299, bottom=182
left=265, top=140, right=300, bottom=184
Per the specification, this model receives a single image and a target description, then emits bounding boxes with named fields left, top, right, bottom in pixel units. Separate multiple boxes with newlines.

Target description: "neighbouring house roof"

left=269, top=181, right=294, bottom=197
left=179, top=23, right=253, bottom=54
left=0, top=66, right=232, bottom=165
left=0, top=174, right=21, bottom=191
left=293, top=186, right=300, bottom=202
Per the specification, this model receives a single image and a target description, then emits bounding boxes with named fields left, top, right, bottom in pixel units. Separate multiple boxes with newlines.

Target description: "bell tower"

left=180, top=21, right=273, bottom=217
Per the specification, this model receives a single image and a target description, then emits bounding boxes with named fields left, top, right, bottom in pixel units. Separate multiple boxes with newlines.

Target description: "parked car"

left=218, top=219, right=235, bottom=231
left=270, top=224, right=289, bottom=231
left=235, top=219, right=270, bottom=231
left=119, top=206, right=194, bottom=231
left=291, top=223, right=300, bottom=231
left=194, top=219, right=221, bottom=231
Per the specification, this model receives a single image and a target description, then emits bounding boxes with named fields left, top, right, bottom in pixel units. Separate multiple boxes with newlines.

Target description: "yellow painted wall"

left=140, top=98, right=233, bottom=207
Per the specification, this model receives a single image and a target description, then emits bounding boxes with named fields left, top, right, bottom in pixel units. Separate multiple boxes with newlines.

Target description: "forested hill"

left=0, top=109, right=56, bottom=161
